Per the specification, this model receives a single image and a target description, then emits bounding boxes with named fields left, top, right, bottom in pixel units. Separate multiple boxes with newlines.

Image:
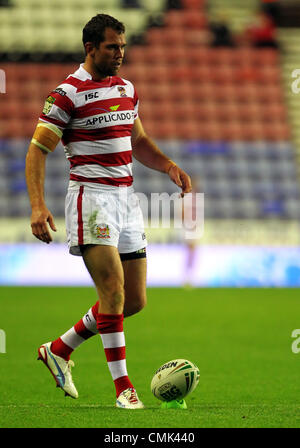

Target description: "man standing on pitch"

left=25, top=14, right=191, bottom=409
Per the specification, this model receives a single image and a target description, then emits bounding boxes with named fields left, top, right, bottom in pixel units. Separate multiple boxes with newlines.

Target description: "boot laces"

left=126, top=388, right=138, bottom=404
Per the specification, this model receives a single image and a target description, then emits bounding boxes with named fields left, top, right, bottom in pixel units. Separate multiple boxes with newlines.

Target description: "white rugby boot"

left=116, top=387, right=145, bottom=409
left=37, top=342, right=78, bottom=399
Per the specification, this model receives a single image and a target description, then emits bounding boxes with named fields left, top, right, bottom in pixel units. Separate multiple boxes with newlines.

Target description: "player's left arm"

left=131, top=117, right=192, bottom=196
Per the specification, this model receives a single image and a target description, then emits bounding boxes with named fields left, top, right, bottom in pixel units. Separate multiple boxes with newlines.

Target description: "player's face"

left=94, top=28, right=126, bottom=77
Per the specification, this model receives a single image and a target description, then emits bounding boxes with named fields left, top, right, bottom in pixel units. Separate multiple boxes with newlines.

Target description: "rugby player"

left=25, top=14, right=192, bottom=409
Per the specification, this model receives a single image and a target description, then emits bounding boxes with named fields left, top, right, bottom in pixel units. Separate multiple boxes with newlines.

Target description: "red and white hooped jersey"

left=39, top=64, right=139, bottom=188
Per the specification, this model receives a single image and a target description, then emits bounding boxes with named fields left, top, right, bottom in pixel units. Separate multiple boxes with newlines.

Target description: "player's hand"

left=30, top=207, right=57, bottom=244
left=168, top=165, right=192, bottom=197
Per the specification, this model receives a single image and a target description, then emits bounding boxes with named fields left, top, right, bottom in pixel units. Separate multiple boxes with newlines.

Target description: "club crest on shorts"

left=88, top=212, right=110, bottom=240
left=95, top=223, right=110, bottom=239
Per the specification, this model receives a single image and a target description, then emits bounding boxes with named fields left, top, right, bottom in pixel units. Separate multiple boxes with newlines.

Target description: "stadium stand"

left=278, top=27, right=300, bottom=168
left=0, top=0, right=299, bottom=220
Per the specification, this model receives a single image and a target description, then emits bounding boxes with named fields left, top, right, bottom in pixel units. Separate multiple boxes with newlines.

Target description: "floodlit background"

left=1, top=0, right=300, bottom=286
left=1, top=0, right=300, bottom=431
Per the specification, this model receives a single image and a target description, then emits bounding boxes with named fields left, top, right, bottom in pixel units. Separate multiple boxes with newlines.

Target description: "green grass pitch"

left=0, top=286, right=299, bottom=428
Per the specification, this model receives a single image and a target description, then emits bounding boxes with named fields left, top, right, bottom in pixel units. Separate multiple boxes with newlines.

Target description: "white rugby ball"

left=151, top=359, right=200, bottom=402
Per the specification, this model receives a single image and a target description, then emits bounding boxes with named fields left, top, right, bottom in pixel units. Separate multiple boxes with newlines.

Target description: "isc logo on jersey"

left=85, top=111, right=135, bottom=127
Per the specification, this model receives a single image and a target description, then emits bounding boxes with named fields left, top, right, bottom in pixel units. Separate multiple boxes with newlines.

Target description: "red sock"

left=51, top=304, right=98, bottom=361
left=51, top=338, right=73, bottom=361
left=91, top=301, right=99, bottom=318
left=97, top=313, right=133, bottom=397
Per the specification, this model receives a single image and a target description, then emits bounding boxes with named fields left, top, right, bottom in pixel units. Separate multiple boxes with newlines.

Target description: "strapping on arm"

left=31, top=122, right=63, bottom=153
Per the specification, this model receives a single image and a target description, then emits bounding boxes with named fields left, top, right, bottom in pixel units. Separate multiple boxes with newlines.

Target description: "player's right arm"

left=25, top=121, right=62, bottom=244
left=26, top=81, right=75, bottom=243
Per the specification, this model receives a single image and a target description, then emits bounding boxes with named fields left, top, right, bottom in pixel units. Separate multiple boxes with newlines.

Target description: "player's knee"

left=137, top=294, right=147, bottom=312
left=125, top=294, right=147, bottom=317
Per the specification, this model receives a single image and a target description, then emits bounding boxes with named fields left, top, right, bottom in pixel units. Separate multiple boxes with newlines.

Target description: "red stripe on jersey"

left=74, top=98, right=135, bottom=119
left=77, top=186, right=84, bottom=245
left=104, top=346, right=126, bottom=362
left=70, top=173, right=133, bottom=187
left=64, top=75, right=126, bottom=92
left=77, top=77, right=127, bottom=92
left=62, top=125, right=133, bottom=144
left=44, top=90, right=75, bottom=116
left=39, top=115, right=67, bottom=129
left=63, top=76, right=84, bottom=89
left=69, top=151, right=132, bottom=168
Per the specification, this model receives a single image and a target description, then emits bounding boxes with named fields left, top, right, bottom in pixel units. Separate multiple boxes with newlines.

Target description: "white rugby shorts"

left=65, top=184, right=147, bottom=256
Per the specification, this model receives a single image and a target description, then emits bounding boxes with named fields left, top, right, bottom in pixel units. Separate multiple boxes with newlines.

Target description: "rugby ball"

left=151, top=359, right=200, bottom=402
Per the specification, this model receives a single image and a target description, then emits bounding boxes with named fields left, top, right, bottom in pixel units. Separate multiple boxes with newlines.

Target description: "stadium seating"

left=0, top=0, right=299, bottom=220
left=0, top=1, right=150, bottom=53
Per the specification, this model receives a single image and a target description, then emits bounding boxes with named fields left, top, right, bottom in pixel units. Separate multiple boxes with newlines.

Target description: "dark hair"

left=82, top=14, right=125, bottom=48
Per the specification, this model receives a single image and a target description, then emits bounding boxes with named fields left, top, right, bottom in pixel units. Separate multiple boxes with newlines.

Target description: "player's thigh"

left=82, top=244, right=124, bottom=292
left=122, top=257, right=147, bottom=313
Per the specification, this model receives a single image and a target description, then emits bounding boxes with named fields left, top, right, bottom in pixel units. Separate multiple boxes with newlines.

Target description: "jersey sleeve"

left=39, top=83, right=76, bottom=130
